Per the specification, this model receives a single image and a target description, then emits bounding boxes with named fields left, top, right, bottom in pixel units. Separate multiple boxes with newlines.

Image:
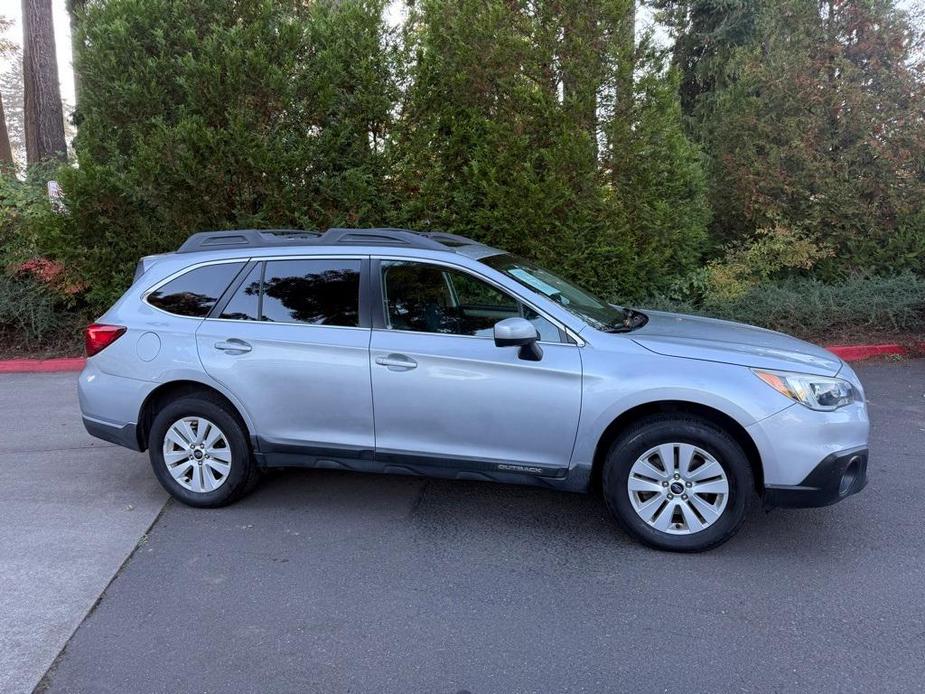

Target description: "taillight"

left=84, top=323, right=126, bottom=357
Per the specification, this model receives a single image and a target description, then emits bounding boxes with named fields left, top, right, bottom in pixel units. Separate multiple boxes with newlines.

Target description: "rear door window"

left=216, top=258, right=362, bottom=326
left=262, top=259, right=361, bottom=326
left=147, top=262, right=245, bottom=317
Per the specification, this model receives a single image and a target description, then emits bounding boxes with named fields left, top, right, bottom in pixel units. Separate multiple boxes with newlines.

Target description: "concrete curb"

left=1, top=342, right=924, bottom=374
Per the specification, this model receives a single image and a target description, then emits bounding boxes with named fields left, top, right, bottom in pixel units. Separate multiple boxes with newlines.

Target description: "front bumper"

left=763, top=446, right=868, bottom=508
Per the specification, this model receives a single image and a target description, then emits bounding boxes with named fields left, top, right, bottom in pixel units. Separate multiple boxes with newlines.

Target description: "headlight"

left=753, top=369, right=859, bottom=411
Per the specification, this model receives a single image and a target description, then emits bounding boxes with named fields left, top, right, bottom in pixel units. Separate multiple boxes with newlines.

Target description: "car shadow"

left=234, top=466, right=874, bottom=563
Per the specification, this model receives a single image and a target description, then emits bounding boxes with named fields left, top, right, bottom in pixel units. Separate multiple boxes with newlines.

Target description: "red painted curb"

left=826, top=343, right=917, bottom=361
left=0, top=357, right=86, bottom=373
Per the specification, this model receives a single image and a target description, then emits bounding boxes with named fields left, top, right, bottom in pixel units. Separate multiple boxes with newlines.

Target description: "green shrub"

left=0, top=165, right=67, bottom=263
left=0, top=273, right=81, bottom=350
left=641, top=274, right=925, bottom=341
left=0, top=169, right=85, bottom=353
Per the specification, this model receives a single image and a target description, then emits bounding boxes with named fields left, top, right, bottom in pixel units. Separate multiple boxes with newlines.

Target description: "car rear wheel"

left=149, top=393, right=259, bottom=507
left=602, top=415, right=753, bottom=552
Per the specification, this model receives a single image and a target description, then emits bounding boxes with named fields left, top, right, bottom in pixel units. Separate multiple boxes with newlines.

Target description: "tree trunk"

left=22, top=0, right=67, bottom=164
left=0, top=91, right=13, bottom=168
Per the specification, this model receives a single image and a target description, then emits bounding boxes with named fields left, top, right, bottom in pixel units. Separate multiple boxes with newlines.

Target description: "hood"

left=628, top=310, right=842, bottom=376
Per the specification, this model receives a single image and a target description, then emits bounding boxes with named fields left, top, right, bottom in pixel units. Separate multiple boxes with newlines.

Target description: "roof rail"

left=322, top=228, right=447, bottom=250
left=176, top=227, right=454, bottom=254
left=418, top=231, right=480, bottom=247
left=177, top=229, right=321, bottom=253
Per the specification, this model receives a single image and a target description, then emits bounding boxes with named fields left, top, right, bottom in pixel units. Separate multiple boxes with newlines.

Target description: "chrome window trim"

left=376, top=255, right=585, bottom=347
left=202, top=316, right=370, bottom=332
left=254, top=254, right=368, bottom=262
left=371, top=327, right=572, bottom=347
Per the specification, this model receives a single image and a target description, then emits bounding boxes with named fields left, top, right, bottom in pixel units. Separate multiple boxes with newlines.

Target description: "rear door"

left=196, top=256, right=375, bottom=462
left=369, top=258, right=582, bottom=477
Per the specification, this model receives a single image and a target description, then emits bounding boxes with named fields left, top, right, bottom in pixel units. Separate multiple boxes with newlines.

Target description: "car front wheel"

left=602, top=415, right=753, bottom=552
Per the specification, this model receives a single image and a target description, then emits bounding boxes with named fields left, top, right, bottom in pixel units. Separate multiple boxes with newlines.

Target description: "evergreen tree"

left=60, top=0, right=397, bottom=305
left=392, top=0, right=607, bottom=271
left=603, top=50, right=710, bottom=293
left=700, top=0, right=925, bottom=273
left=653, top=0, right=761, bottom=118
left=57, top=0, right=710, bottom=306
left=392, top=0, right=708, bottom=299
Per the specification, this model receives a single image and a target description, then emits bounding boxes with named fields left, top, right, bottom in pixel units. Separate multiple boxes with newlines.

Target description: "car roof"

left=176, top=228, right=500, bottom=258
left=133, top=228, right=506, bottom=284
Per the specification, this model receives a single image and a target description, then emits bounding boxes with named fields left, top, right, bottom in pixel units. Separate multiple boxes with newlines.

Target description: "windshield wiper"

left=605, top=308, right=648, bottom=333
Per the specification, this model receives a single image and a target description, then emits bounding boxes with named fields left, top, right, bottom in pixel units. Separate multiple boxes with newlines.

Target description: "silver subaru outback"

left=79, top=228, right=869, bottom=551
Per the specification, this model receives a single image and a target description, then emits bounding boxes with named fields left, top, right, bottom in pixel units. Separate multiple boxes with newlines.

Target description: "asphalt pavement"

left=4, top=360, right=924, bottom=693
left=0, top=373, right=166, bottom=694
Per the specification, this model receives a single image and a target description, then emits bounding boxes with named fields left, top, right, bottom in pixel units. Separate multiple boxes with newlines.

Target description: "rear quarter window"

left=147, top=262, right=245, bottom=317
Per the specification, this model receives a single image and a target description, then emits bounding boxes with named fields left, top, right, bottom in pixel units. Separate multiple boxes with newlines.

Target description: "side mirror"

left=493, top=317, right=543, bottom=361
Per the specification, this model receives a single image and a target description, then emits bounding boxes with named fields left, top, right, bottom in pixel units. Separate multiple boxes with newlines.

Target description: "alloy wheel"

left=627, top=442, right=729, bottom=535
left=162, top=416, right=232, bottom=493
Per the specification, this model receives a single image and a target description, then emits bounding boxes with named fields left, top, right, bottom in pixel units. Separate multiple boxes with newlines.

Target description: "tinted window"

left=218, top=264, right=261, bottom=321
left=382, top=261, right=560, bottom=341
left=147, top=262, right=244, bottom=317
left=261, top=259, right=361, bottom=326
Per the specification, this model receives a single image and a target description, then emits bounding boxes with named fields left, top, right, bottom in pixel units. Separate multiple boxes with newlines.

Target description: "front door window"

left=381, top=261, right=560, bottom=342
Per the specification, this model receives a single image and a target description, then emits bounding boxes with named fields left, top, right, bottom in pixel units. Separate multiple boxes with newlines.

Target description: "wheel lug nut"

left=682, top=494, right=688, bottom=500
left=667, top=494, right=674, bottom=500
left=686, top=481, right=692, bottom=488
left=673, top=473, right=680, bottom=479
left=662, top=481, right=669, bottom=487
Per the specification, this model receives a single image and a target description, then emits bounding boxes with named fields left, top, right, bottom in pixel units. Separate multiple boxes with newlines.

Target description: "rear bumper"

left=82, top=416, right=142, bottom=451
left=78, top=359, right=153, bottom=452
left=764, top=447, right=868, bottom=509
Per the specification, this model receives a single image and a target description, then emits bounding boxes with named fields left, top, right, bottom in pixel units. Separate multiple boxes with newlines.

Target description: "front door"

left=369, top=259, right=582, bottom=477
left=197, top=256, right=375, bottom=463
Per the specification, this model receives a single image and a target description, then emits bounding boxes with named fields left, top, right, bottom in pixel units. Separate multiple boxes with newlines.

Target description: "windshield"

left=482, top=254, right=646, bottom=332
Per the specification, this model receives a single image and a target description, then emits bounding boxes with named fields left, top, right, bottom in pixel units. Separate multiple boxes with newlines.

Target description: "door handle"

left=375, top=354, right=417, bottom=371
left=214, top=339, right=252, bottom=354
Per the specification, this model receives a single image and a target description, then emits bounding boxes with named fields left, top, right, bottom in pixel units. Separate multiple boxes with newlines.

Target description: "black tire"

left=602, top=414, right=753, bottom=552
left=148, top=392, right=260, bottom=508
